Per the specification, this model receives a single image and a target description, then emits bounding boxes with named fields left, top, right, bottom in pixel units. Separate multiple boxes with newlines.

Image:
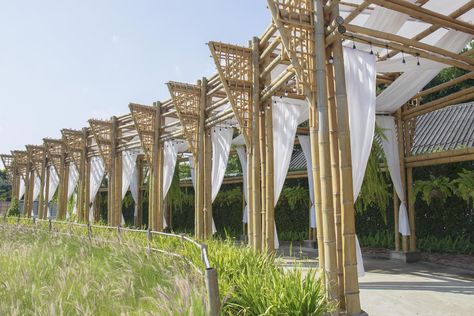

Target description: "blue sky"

left=0, top=0, right=269, bottom=155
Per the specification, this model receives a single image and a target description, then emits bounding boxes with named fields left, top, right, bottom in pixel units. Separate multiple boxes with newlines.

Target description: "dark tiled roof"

left=289, top=147, right=308, bottom=172
left=412, top=102, right=474, bottom=155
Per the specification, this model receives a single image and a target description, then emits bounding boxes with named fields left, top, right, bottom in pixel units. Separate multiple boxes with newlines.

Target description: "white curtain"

left=19, top=177, right=26, bottom=200
left=189, top=157, right=196, bottom=188
left=272, top=98, right=308, bottom=249
left=376, top=29, right=473, bottom=114
left=298, top=135, right=316, bottom=228
left=210, top=126, right=234, bottom=233
left=376, top=116, right=411, bottom=236
left=121, top=150, right=140, bottom=225
left=47, top=167, right=60, bottom=218
left=31, top=175, right=41, bottom=217
left=89, top=156, right=105, bottom=223
left=65, top=164, right=79, bottom=220
left=344, top=47, right=376, bottom=278
left=236, top=146, right=249, bottom=224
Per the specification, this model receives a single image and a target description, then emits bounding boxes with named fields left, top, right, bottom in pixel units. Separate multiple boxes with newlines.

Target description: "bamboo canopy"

left=2, top=1, right=473, bottom=314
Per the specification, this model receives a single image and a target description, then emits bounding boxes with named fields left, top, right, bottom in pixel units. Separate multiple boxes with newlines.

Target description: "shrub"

left=7, top=198, right=20, bottom=217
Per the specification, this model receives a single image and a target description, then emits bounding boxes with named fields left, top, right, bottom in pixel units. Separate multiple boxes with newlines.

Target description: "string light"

left=369, top=42, right=374, bottom=55
left=352, top=36, right=356, bottom=49
left=416, top=53, right=421, bottom=66
left=386, top=44, right=390, bottom=59
left=328, top=56, right=334, bottom=64
left=401, top=51, right=406, bottom=64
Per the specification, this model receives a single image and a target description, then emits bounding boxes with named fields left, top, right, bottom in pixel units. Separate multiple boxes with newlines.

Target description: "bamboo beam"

left=343, top=33, right=474, bottom=73
left=315, top=0, right=337, bottom=303
left=403, top=87, right=474, bottom=119
left=415, top=72, right=474, bottom=99
left=330, top=3, right=362, bottom=313
left=367, top=0, right=474, bottom=36
left=344, top=24, right=474, bottom=67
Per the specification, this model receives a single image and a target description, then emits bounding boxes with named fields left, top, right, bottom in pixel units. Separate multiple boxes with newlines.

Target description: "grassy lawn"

left=0, top=220, right=332, bottom=315
left=0, top=224, right=206, bottom=315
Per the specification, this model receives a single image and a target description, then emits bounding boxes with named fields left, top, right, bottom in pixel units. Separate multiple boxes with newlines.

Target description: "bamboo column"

left=396, top=110, right=409, bottom=253
left=42, top=165, right=50, bottom=219
left=37, top=150, right=47, bottom=219
left=393, top=188, right=400, bottom=251
left=25, top=169, right=34, bottom=217
left=57, top=146, right=69, bottom=220
left=251, top=37, right=263, bottom=252
left=407, top=167, right=416, bottom=252
left=330, top=4, right=362, bottom=314
left=114, top=149, right=123, bottom=226
left=195, top=79, right=205, bottom=240
left=108, top=116, right=117, bottom=226
left=83, top=129, right=91, bottom=223
left=202, top=78, right=214, bottom=239
left=326, top=47, right=344, bottom=306
left=77, top=129, right=87, bottom=223
left=149, top=102, right=164, bottom=232
left=314, top=0, right=338, bottom=302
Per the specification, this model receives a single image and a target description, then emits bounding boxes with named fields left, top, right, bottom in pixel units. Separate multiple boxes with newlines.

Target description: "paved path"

left=276, top=246, right=474, bottom=315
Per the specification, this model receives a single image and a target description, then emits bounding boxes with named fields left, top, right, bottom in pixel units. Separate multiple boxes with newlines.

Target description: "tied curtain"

left=19, top=177, right=26, bottom=200
left=121, top=150, right=140, bottom=226
left=298, top=135, right=316, bottom=228
left=89, top=156, right=105, bottom=223
left=272, top=97, right=308, bottom=249
left=210, top=127, right=234, bottom=234
left=47, top=167, right=60, bottom=219
left=376, top=116, right=411, bottom=236
left=344, top=47, right=377, bottom=277
left=236, top=146, right=249, bottom=224
left=66, top=164, right=79, bottom=220
left=31, top=175, right=41, bottom=217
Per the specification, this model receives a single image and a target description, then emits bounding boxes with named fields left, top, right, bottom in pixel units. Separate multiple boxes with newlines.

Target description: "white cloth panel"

left=344, top=47, right=377, bottom=200
left=32, top=175, right=41, bottom=201
left=376, top=116, right=411, bottom=236
left=376, top=29, right=473, bottom=114
left=211, top=127, right=234, bottom=201
left=298, top=135, right=316, bottom=228
left=211, top=127, right=234, bottom=234
left=163, top=140, right=179, bottom=198
left=189, top=157, right=196, bottom=188
left=130, top=165, right=140, bottom=218
left=121, top=150, right=139, bottom=226
left=19, top=177, right=26, bottom=200
left=344, top=47, right=376, bottom=278
left=89, top=156, right=105, bottom=223
left=47, top=167, right=60, bottom=218
left=67, top=164, right=79, bottom=201
left=236, top=146, right=249, bottom=224
left=272, top=98, right=308, bottom=249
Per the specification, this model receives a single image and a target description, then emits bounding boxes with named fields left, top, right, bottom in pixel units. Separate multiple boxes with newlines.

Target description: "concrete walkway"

left=277, top=246, right=474, bottom=315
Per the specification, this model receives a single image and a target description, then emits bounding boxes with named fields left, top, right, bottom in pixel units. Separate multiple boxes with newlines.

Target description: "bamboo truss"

left=1, top=1, right=473, bottom=314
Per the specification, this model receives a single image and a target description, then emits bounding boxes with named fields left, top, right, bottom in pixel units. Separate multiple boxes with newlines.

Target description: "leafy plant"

left=7, top=198, right=20, bottom=217
left=452, top=169, right=474, bottom=208
left=414, top=175, right=456, bottom=206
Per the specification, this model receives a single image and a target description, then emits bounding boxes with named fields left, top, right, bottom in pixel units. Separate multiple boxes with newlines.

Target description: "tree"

left=7, top=198, right=20, bottom=217
left=0, top=169, right=12, bottom=201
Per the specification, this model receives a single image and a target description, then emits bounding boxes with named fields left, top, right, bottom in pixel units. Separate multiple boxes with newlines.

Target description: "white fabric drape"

left=210, top=127, right=234, bottom=234
left=344, top=47, right=376, bottom=278
left=298, top=135, right=316, bottom=228
left=121, top=150, right=140, bottom=225
left=31, top=175, right=41, bottom=217
left=272, top=98, right=308, bottom=249
left=236, top=146, right=249, bottom=224
left=89, top=156, right=105, bottom=223
left=163, top=140, right=179, bottom=198
left=376, top=116, right=411, bottom=236
left=67, top=164, right=79, bottom=201
left=19, top=177, right=26, bottom=200
left=189, top=157, right=196, bottom=188
left=376, top=29, right=473, bottom=114
left=47, top=167, right=60, bottom=218
left=344, top=47, right=377, bottom=200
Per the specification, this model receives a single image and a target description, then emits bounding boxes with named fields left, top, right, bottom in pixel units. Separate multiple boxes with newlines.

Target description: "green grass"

left=0, top=224, right=206, bottom=316
left=1, top=219, right=332, bottom=315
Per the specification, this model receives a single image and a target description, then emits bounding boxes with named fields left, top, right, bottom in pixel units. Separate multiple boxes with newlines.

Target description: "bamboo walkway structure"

left=2, top=1, right=473, bottom=314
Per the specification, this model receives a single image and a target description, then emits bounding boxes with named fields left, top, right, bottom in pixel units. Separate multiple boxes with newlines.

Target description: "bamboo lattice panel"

left=129, top=103, right=156, bottom=164
left=0, top=155, right=14, bottom=180
left=11, top=150, right=29, bottom=179
left=44, top=139, right=63, bottom=175
left=88, top=119, right=113, bottom=172
left=62, top=129, right=84, bottom=169
left=209, top=42, right=252, bottom=145
left=26, top=145, right=45, bottom=177
left=268, top=0, right=315, bottom=96
left=167, top=82, right=201, bottom=156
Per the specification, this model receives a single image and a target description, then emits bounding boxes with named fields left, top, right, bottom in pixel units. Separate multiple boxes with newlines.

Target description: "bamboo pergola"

left=2, top=1, right=473, bottom=314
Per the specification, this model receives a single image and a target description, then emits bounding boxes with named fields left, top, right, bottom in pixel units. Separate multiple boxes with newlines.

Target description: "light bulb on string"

left=416, top=53, right=421, bottom=66
left=402, top=51, right=406, bottom=64
left=369, top=42, right=373, bottom=55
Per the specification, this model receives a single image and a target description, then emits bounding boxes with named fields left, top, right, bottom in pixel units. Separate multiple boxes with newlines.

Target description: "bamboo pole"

left=327, top=46, right=345, bottom=306
left=203, top=78, right=213, bottom=239
left=25, top=169, right=34, bottom=217
left=407, top=167, right=416, bottom=252
left=154, top=104, right=164, bottom=231
left=58, top=146, right=68, bottom=220
left=252, top=37, right=263, bottom=252
left=83, top=128, right=91, bottom=223
left=196, top=79, right=205, bottom=240
left=43, top=165, right=50, bottom=220
left=393, top=188, right=400, bottom=251
left=37, top=150, right=47, bottom=219
left=395, top=110, right=409, bottom=253
left=330, top=4, right=362, bottom=314
left=314, top=0, right=337, bottom=302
